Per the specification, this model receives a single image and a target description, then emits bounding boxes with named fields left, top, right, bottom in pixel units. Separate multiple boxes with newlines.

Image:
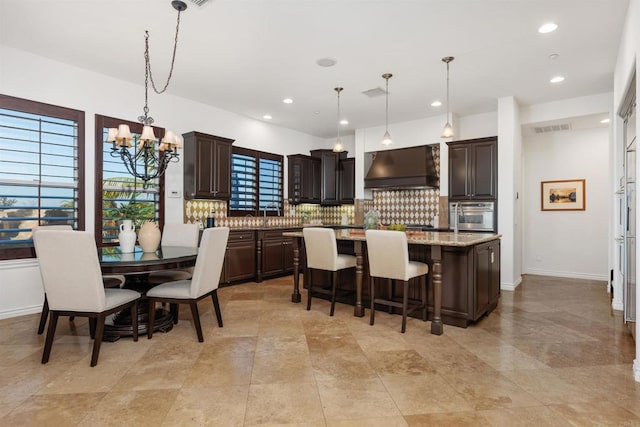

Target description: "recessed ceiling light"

left=600, top=118, right=610, bottom=124
left=538, top=23, right=558, bottom=34
left=431, top=100, right=442, bottom=107
left=340, top=120, right=349, bottom=125
left=550, top=75, right=565, bottom=83
left=263, top=115, right=272, bottom=120
left=548, top=53, right=560, bottom=60
left=283, top=98, right=293, bottom=104
left=316, top=58, right=337, bottom=67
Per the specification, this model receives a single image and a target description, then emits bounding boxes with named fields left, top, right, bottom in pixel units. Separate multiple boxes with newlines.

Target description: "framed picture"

left=541, top=179, right=586, bottom=211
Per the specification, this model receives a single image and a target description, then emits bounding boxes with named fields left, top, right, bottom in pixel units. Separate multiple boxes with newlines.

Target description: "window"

left=0, top=94, right=85, bottom=260
left=95, top=115, right=164, bottom=246
left=230, top=147, right=283, bottom=216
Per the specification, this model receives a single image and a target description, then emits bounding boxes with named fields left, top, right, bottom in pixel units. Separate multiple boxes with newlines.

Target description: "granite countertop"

left=282, top=229, right=501, bottom=247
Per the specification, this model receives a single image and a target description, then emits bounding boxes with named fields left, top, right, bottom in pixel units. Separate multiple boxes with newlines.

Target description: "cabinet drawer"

left=229, top=230, right=255, bottom=241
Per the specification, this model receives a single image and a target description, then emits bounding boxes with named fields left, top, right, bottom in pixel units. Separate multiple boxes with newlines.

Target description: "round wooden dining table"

left=98, top=245, right=198, bottom=341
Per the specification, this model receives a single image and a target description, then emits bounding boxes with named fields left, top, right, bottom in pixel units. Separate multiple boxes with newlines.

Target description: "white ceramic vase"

left=118, top=220, right=136, bottom=253
left=138, top=221, right=161, bottom=253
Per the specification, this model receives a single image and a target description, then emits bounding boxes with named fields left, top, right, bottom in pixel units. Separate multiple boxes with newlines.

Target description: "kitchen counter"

left=283, top=229, right=502, bottom=335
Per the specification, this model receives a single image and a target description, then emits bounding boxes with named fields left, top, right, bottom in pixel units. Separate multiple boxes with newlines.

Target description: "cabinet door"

left=262, top=238, right=285, bottom=276
left=225, top=239, right=256, bottom=282
left=449, top=145, right=471, bottom=199
left=213, top=140, right=232, bottom=199
left=304, top=157, right=321, bottom=203
left=339, top=158, right=355, bottom=204
left=195, top=136, right=215, bottom=198
left=474, top=242, right=491, bottom=320
left=471, top=141, right=496, bottom=199
left=288, top=156, right=303, bottom=204
left=320, top=152, right=339, bottom=205
left=488, top=240, right=501, bottom=305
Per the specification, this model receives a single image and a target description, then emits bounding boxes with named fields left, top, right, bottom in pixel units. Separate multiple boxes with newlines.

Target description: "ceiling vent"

left=533, top=123, right=572, bottom=134
left=362, top=87, right=388, bottom=98
left=187, top=0, right=211, bottom=6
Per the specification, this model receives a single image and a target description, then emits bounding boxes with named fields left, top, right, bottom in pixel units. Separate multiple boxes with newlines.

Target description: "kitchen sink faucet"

left=263, top=202, right=280, bottom=226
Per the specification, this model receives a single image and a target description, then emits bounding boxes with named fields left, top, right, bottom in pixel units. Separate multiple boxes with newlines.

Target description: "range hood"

left=364, top=145, right=438, bottom=189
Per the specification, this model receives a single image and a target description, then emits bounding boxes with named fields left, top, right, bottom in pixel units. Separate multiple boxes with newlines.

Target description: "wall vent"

left=533, top=123, right=572, bottom=134
left=187, top=0, right=211, bottom=6
left=362, top=87, right=387, bottom=98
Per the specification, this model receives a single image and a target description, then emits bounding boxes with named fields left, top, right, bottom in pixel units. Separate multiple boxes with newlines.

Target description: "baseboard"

left=611, top=301, right=625, bottom=311
left=0, top=305, right=41, bottom=320
left=524, top=268, right=607, bottom=281
left=500, top=275, right=522, bottom=291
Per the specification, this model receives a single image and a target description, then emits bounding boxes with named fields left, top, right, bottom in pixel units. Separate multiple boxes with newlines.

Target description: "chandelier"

left=106, top=0, right=187, bottom=186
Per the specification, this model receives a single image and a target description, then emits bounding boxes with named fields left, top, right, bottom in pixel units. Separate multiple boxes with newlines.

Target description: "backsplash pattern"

left=184, top=200, right=355, bottom=228
left=373, top=188, right=440, bottom=226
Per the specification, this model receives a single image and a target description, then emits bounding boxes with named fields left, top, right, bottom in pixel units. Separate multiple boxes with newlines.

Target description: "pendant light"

left=441, top=56, right=455, bottom=138
left=381, top=73, right=393, bottom=146
left=332, top=87, right=345, bottom=153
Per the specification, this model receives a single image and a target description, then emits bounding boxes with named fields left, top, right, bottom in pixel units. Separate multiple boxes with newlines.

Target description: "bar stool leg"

left=306, top=268, right=313, bottom=311
left=330, top=271, right=338, bottom=316
left=370, top=277, right=376, bottom=326
left=421, top=275, right=428, bottom=321
left=401, top=280, right=409, bottom=333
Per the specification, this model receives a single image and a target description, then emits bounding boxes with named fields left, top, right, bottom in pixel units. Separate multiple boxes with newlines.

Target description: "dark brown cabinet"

left=338, top=157, right=355, bottom=204
left=310, top=149, right=342, bottom=205
left=183, top=131, right=234, bottom=200
left=222, top=230, right=255, bottom=283
left=257, top=229, right=297, bottom=282
left=447, top=136, right=497, bottom=200
left=287, top=155, right=321, bottom=204
left=473, top=240, right=501, bottom=320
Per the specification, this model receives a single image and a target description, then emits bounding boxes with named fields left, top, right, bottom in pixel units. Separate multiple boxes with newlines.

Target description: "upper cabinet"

left=338, top=157, right=355, bottom=204
left=447, top=137, right=497, bottom=201
left=183, top=131, right=234, bottom=200
left=310, top=150, right=341, bottom=205
left=287, top=154, right=321, bottom=204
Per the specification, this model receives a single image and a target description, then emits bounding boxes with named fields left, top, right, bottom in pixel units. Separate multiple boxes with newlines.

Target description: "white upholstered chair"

left=303, top=227, right=356, bottom=316
left=365, top=230, right=428, bottom=333
left=147, top=223, right=200, bottom=285
left=32, top=225, right=125, bottom=334
left=146, top=227, right=229, bottom=342
left=33, top=230, right=141, bottom=366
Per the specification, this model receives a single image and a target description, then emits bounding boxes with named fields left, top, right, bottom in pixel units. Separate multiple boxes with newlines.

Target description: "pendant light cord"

left=337, top=89, right=341, bottom=140
left=385, top=77, right=389, bottom=132
left=446, top=61, right=450, bottom=123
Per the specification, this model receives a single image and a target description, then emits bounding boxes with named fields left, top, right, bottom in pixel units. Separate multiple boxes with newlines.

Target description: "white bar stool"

left=365, top=229, right=428, bottom=333
left=303, top=228, right=356, bottom=316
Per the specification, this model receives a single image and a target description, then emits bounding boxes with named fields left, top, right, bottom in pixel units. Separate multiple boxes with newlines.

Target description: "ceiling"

left=0, top=0, right=629, bottom=138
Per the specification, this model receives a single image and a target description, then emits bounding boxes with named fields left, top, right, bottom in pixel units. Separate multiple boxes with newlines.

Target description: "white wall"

left=0, top=45, right=325, bottom=318
left=523, top=127, right=609, bottom=280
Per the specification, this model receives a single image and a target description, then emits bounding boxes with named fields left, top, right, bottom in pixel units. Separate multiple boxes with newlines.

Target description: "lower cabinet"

left=222, top=230, right=256, bottom=284
left=256, top=229, right=299, bottom=282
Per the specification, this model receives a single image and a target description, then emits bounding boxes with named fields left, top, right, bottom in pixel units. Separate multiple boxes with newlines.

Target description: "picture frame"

left=541, top=179, right=586, bottom=211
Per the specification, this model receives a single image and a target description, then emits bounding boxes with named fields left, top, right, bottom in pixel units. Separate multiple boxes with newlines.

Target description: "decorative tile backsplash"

left=184, top=199, right=355, bottom=228
left=372, top=188, right=440, bottom=226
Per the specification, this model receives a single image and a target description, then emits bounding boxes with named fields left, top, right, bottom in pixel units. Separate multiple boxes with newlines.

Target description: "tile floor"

left=0, top=274, right=639, bottom=426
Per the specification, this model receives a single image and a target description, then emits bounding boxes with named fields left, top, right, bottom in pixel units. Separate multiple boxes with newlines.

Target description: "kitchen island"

left=282, top=229, right=502, bottom=335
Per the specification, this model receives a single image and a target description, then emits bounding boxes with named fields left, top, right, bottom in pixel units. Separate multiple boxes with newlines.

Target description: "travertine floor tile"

left=0, top=274, right=637, bottom=425
left=317, top=378, right=401, bottom=420
left=244, top=382, right=324, bottom=426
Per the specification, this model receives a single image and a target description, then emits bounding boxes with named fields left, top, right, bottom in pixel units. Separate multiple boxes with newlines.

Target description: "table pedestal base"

left=104, top=304, right=173, bottom=342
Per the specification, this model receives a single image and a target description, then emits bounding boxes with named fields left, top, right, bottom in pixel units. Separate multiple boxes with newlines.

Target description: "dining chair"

left=146, top=227, right=229, bottom=342
left=33, top=230, right=141, bottom=366
left=365, top=229, right=428, bottom=333
left=32, top=225, right=126, bottom=335
left=303, top=227, right=356, bottom=316
left=147, top=223, right=200, bottom=285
